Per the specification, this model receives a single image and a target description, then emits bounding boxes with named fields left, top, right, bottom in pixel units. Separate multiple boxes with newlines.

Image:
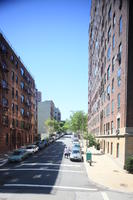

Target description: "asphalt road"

left=0, top=135, right=132, bottom=200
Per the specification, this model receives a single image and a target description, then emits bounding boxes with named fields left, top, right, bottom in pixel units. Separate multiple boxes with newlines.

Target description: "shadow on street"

left=0, top=140, right=66, bottom=194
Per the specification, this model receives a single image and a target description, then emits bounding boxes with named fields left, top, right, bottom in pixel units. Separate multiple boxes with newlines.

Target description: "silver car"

left=70, top=148, right=83, bottom=162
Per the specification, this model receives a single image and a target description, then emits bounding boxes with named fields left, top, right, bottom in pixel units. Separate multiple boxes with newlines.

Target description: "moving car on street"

left=70, top=148, right=83, bottom=162
left=8, top=149, right=29, bottom=162
left=26, top=144, right=39, bottom=154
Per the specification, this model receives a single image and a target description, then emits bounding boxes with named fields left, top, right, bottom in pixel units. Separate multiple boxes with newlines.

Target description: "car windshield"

left=74, top=144, right=80, bottom=147
left=13, top=151, right=22, bottom=155
left=27, top=146, right=33, bottom=149
left=72, top=150, right=80, bottom=154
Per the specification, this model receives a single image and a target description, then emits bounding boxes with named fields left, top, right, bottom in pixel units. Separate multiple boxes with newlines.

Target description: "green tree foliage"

left=45, top=119, right=69, bottom=134
left=45, top=119, right=55, bottom=135
left=69, top=111, right=88, bottom=134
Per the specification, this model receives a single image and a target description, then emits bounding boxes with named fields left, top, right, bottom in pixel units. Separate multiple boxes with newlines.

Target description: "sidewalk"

left=82, top=142, right=133, bottom=193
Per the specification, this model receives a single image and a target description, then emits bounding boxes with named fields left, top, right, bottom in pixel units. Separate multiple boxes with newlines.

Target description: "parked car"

left=8, top=149, right=29, bottom=162
left=70, top=148, right=83, bottom=162
left=26, top=144, right=39, bottom=154
left=72, top=143, right=80, bottom=149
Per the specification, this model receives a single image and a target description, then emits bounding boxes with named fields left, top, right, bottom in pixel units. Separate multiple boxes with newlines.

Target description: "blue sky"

left=0, top=0, right=91, bottom=120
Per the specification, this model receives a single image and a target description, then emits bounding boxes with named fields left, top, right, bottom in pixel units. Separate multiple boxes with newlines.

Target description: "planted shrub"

left=125, top=156, right=133, bottom=173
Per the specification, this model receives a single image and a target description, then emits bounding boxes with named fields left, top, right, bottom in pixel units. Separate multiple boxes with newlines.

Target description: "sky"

left=0, top=0, right=91, bottom=120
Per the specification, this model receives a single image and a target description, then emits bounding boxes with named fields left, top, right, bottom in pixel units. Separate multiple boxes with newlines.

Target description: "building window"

left=107, top=142, right=109, bottom=153
left=12, top=103, right=15, bottom=113
left=2, top=80, right=8, bottom=89
left=117, top=118, right=120, bottom=129
left=10, top=55, right=14, bottom=63
left=2, top=97, right=8, bottom=106
left=108, top=6, right=112, bottom=22
left=107, top=65, right=110, bottom=80
left=107, top=46, right=111, bottom=60
left=21, top=121, right=25, bottom=129
left=108, top=26, right=111, bottom=42
left=16, top=105, right=18, bottom=114
left=2, top=116, right=8, bottom=126
left=20, top=108, right=24, bottom=115
left=112, top=100, right=114, bottom=113
left=21, top=95, right=24, bottom=103
left=119, top=0, right=122, bottom=10
left=106, top=122, right=110, bottom=135
left=112, top=34, right=115, bottom=49
left=117, top=68, right=121, bottom=87
left=112, top=57, right=115, bottom=72
left=113, top=13, right=116, bottom=27
left=16, top=90, right=18, bottom=99
left=104, top=124, right=106, bottom=135
left=20, top=67, right=24, bottom=76
left=11, top=71, right=14, bottom=81
left=117, top=43, right=122, bottom=65
left=116, top=143, right=119, bottom=158
left=12, top=88, right=14, bottom=98
left=111, top=143, right=113, bottom=155
left=20, top=81, right=24, bottom=89
left=6, top=133, right=8, bottom=145
left=107, top=85, right=110, bottom=100
left=117, top=93, right=120, bottom=110
left=16, top=75, right=18, bottom=84
left=16, top=120, right=18, bottom=127
left=104, top=73, right=106, bottom=84
left=106, top=104, right=110, bottom=117
left=112, top=78, right=114, bottom=93
left=111, top=121, right=114, bottom=134
left=15, top=60, right=18, bottom=68
left=119, top=16, right=122, bottom=34
left=12, top=118, right=15, bottom=128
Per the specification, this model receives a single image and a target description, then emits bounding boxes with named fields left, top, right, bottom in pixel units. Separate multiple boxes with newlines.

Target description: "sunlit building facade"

left=88, top=0, right=133, bottom=167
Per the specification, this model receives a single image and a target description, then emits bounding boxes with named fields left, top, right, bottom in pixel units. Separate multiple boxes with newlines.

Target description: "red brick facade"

left=0, top=33, right=37, bottom=153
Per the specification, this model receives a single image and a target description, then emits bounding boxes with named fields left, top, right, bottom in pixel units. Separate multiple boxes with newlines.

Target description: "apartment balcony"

left=0, top=64, right=9, bottom=73
left=2, top=104, right=9, bottom=111
left=2, top=85, right=9, bottom=91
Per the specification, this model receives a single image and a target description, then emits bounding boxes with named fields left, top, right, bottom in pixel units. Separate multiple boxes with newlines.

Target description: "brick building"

left=88, top=0, right=133, bottom=167
left=0, top=33, right=38, bottom=153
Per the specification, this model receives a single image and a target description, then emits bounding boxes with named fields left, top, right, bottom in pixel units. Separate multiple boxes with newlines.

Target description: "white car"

left=70, top=149, right=83, bottom=162
left=26, top=145, right=39, bottom=154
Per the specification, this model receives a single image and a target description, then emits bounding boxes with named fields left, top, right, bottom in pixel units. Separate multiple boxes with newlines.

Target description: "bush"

left=125, top=156, right=133, bottom=173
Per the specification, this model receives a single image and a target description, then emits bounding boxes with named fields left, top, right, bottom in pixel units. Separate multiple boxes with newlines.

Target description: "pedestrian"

left=64, top=146, right=69, bottom=158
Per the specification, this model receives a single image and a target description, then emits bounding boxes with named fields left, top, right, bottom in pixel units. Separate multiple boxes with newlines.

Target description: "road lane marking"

left=34, top=155, right=60, bottom=158
left=101, top=192, right=110, bottom=200
left=0, top=168, right=83, bottom=173
left=20, top=163, right=81, bottom=168
left=4, top=184, right=98, bottom=191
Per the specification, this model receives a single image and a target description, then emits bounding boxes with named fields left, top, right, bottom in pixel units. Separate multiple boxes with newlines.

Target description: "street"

left=0, top=135, right=132, bottom=200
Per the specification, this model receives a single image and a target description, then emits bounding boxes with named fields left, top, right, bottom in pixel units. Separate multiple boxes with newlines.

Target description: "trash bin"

left=86, top=151, right=92, bottom=165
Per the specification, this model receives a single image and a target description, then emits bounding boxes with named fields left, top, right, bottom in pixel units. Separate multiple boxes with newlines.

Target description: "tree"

left=69, top=111, right=88, bottom=135
left=45, top=119, right=55, bottom=135
left=45, top=119, right=67, bottom=135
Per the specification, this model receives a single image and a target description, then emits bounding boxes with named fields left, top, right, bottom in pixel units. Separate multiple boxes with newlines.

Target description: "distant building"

left=38, top=100, right=61, bottom=137
left=0, top=33, right=38, bottom=153
left=54, top=107, right=61, bottom=122
left=88, top=0, right=133, bottom=168
left=37, top=91, right=42, bottom=103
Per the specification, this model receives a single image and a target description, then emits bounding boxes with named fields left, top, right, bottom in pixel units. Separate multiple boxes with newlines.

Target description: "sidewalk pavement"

left=82, top=143, right=133, bottom=193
